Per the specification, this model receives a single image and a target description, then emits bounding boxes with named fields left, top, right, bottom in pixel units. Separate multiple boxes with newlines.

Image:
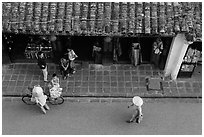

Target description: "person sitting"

left=48, top=73, right=62, bottom=99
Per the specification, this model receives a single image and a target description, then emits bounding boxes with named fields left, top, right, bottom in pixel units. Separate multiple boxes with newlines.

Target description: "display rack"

left=178, top=41, right=202, bottom=78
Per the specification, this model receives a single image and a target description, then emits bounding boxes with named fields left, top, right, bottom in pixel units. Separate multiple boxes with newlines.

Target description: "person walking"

left=37, top=51, right=48, bottom=82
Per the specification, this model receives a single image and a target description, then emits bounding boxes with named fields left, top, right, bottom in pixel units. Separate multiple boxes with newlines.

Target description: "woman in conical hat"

left=132, top=96, right=143, bottom=107
left=127, top=96, right=143, bottom=123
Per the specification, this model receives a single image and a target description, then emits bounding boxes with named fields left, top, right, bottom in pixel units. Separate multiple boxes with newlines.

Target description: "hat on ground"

left=132, top=96, right=143, bottom=106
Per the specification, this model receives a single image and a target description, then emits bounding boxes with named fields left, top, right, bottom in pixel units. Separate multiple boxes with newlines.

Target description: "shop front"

left=2, top=2, right=202, bottom=73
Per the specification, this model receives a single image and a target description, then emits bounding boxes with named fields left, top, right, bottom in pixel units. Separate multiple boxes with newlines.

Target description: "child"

left=49, top=73, right=62, bottom=99
left=31, top=85, right=50, bottom=114
left=127, top=96, right=143, bottom=123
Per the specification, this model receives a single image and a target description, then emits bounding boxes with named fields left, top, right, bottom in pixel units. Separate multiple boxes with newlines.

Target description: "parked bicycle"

left=22, top=86, right=64, bottom=105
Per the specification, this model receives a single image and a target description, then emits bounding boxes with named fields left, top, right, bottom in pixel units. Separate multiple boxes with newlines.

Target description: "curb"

left=2, top=96, right=202, bottom=103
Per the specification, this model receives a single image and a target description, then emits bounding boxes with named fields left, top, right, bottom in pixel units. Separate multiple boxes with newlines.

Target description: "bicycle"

left=22, top=88, right=64, bottom=105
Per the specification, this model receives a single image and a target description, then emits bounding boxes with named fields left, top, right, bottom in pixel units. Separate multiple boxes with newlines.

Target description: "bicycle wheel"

left=49, top=96, right=64, bottom=105
left=22, top=95, right=36, bottom=105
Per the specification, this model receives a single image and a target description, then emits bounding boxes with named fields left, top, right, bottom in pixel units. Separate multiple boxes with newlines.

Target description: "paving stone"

left=124, top=76, right=131, bottom=81
left=96, top=76, right=103, bottom=81
left=103, top=76, right=110, bottom=82
left=82, top=76, right=89, bottom=81
left=110, top=71, right=117, bottom=75
left=162, top=81, right=169, bottom=87
left=185, top=88, right=193, bottom=93
left=103, top=88, right=111, bottom=93
left=10, top=75, right=18, bottom=81
left=110, top=76, right=117, bottom=81
left=169, top=81, right=177, bottom=87
left=117, top=76, right=124, bottom=82
left=125, top=82, right=132, bottom=87
left=132, top=82, right=139, bottom=88
left=111, top=82, right=117, bottom=87
left=3, top=75, right=11, bottom=81
left=131, top=70, right=138, bottom=75
left=104, top=71, right=110, bottom=75
left=74, top=81, right=82, bottom=87
left=192, top=88, right=201, bottom=93
left=176, top=82, right=184, bottom=88
left=118, top=82, right=125, bottom=88
left=80, top=88, right=89, bottom=93
left=89, top=87, right=96, bottom=93
left=2, top=81, right=10, bottom=87
left=118, top=87, right=125, bottom=93
left=169, top=88, right=179, bottom=97
left=110, top=87, right=118, bottom=93
left=16, top=81, right=24, bottom=86
left=8, top=81, right=17, bottom=86
left=125, top=88, right=133, bottom=93
left=192, top=82, right=200, bottom=88
left=184, top=82, right=192, bottom=88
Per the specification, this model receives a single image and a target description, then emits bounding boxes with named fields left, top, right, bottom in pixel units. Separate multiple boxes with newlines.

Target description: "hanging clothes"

left=150, top=38, right=163, bottom=68
left=113, top=37, right=122, bottom=63
left=130, top=43, right=142, bottom=66
left=92, top=43, right=102, bottom=64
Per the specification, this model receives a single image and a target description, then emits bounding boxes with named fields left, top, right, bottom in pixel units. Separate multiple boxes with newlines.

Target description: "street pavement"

left=2, top=98, right=202, bottom=135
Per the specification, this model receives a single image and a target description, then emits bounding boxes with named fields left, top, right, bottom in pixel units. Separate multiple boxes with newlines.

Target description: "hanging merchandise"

left=104, top=2, right=111, bottom=34
left=150, top=37, right=163, bottom=68
left=151, top=2, right=158, bottom=34
left=64, top=2, right=73, bottom=33
left=130, top=43, right=141, bottom=66
left=113, top=37, right=122, bottom=63
left=25, top=36, right=53, bottom=59
left=144, top=2, right=151, bottom=33
left=178, top=42, right=202, bottom=78
left=135, top=2, right=143, bottom=33
left=128, top=2, right=135, bottom=34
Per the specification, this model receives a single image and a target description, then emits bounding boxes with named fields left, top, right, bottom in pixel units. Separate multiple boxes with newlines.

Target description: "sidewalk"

left=2, top=63, right=202, bottom=98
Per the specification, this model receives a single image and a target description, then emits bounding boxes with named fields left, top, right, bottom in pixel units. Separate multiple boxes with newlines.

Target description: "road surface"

left=2, top=98, right=202, bottom=135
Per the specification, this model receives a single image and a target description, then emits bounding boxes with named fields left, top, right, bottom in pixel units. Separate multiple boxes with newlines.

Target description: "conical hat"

left=132, top=96, right=143, bottom=106
left=33, top=86, right=44, bottom=97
